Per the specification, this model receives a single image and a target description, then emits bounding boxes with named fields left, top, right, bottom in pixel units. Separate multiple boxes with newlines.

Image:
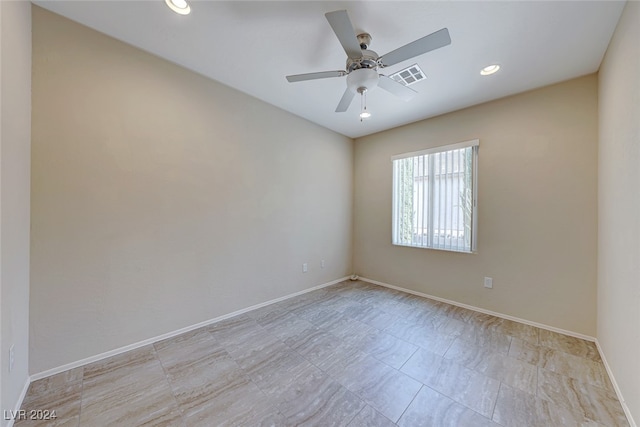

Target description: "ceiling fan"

left=286, top=10, right=451, bottom=115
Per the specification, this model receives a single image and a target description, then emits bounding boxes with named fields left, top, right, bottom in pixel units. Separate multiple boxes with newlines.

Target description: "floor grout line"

left=152, top=342, right=187, bottom=422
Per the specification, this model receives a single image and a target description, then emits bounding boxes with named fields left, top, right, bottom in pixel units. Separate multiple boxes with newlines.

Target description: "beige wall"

left=598, top=1, right=640, bottom=424
left=354, top=75, right=598, bottom=336
left=30, top=7, right=353, bottom=374
left=0, top=0, right=31, bottom=422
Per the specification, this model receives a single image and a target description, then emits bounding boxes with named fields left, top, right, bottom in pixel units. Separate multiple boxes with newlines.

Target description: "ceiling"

left=34, top=1, right=626, bottom=139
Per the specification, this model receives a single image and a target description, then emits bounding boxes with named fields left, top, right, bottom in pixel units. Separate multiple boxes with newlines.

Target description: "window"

left=392, top=140, right=478, bottom=253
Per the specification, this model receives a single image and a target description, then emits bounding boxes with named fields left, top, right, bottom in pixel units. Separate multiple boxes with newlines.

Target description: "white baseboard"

left=5, top=376, right=30, bottom=427
left=360, top=277, right=596, bottom=341
left=30, top=276, right=349, bottom=381
left=594, top=340, right=637, bottom=427
left=360, top=276, right=636, bottom=427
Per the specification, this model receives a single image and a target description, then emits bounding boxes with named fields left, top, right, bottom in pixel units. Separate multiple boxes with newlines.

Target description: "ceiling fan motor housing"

left=346, top=49, right=380, bottom=72
left=347, top=68, right=379, bottom=93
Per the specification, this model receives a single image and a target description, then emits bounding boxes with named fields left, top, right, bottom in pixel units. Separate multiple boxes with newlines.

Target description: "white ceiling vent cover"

left=389, top=64, right=426, bottom=86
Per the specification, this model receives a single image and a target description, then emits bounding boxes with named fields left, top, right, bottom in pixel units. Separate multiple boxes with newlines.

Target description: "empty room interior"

left=1, top=0, right=639, bottom=426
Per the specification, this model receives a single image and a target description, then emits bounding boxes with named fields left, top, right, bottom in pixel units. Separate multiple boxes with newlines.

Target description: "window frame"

left=391, top=139, right=479, bottom=253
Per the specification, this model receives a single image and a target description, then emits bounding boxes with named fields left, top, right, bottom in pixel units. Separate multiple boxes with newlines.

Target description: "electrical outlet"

left=9, top=345, right=15, bottom=373
left=302, top=263, right=308, bottom=273
left=321, top=260, right=325, bottom=269
left=484, top=277, right=493, bottom=289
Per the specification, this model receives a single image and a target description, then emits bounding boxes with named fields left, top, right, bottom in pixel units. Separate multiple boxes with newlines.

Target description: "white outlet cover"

left=302, top=263, right=308, bottom=273
left=484, top=277, right=493, bottom=288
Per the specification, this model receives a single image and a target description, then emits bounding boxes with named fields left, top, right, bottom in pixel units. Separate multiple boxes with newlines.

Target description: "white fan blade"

left=379, top=28, right=451, bottom=67
left=378, top=75, right=418, bottom=101
left=325, top=10, right=363, bottom=59
left=335, top=88, right=356, bottom=112
left=286, top=70, right=346, bottom=83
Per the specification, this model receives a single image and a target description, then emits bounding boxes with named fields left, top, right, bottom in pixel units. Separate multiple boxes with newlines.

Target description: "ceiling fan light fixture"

left=347, top=68, right=379, bottom=94
left=165, top=0, right=191, bottom=15
left=480, top=64, right=500, bottom=76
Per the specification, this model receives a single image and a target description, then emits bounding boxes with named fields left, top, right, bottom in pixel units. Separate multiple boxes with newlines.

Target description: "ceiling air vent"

left=388, top=64, right=426, bottom=86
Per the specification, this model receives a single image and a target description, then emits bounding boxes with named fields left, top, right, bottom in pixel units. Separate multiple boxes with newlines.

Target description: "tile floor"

left=17, top=280, right=629, bottom=426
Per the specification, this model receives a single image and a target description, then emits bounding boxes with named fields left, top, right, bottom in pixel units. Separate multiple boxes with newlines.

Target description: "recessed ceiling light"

left=480, top=64, right=500, bottom=76
left=165, top=0, right=191, bottom=15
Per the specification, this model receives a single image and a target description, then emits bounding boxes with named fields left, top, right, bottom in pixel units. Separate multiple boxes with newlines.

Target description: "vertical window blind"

left=391, top=140, right=479, bottom=253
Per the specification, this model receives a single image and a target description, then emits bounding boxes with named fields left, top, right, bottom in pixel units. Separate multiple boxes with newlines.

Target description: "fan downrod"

left=357, top=33, right=372, bottom=50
